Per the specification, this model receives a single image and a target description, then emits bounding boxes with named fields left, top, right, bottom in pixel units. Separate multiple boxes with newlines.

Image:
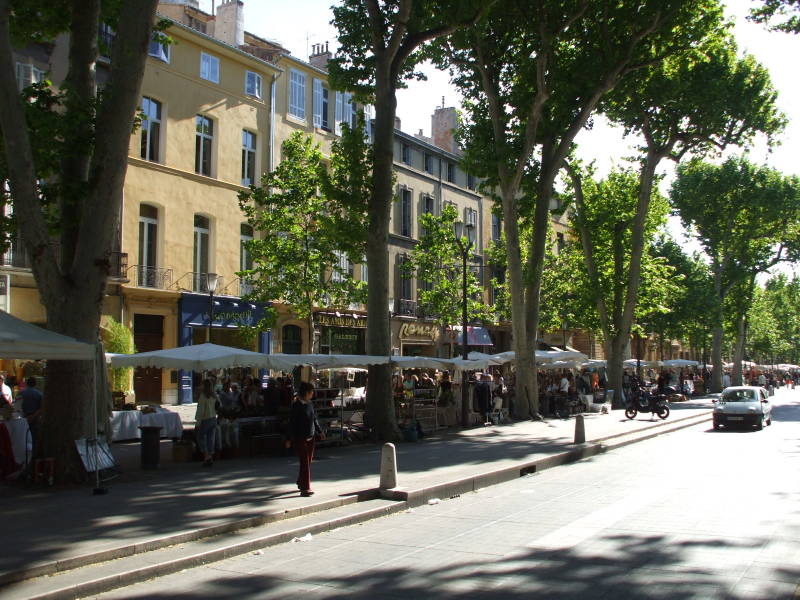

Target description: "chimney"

left=394, top=116, right=401, bottom=131
left=309, top=41, right=332, bottom=71
left=432, top=106, right=459, bottom=154
left=215, top=0, right=244, bottom=47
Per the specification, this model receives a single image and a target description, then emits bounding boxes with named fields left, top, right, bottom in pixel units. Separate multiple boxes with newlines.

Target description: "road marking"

left=527, top=483, right=667, bottom=551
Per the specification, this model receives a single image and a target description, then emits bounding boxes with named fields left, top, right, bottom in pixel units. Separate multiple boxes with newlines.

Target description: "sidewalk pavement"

left=1, top=398, right=717, bottom=589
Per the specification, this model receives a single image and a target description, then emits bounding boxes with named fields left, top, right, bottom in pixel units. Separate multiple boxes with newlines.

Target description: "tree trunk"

left=710, top=264, right=725, bottom=393
left=731, top=314, right=747, bottom=386
left=606, top=339, right=626, bottom=408
left=364, top=69, right=399, bottom=441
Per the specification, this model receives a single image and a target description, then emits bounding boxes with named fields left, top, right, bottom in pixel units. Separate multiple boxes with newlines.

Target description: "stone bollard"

left=379, top=442, right=398, bottom=490
left=574, top=414, right=586, bottom=444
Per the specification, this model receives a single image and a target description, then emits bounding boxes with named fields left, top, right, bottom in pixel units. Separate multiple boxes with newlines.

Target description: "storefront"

left=314, top=312, right=366, bottom=355
left=396, top=320, right=440, bottom=356
left=177, top=292, right=272, bottom=403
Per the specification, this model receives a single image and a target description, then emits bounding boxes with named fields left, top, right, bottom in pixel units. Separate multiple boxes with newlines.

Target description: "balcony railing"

left=222, top=277, right=255, bottom=298
left=395, top=298, right=418, bottom=317
left=1, top=243, right=30, bottom=269
left=130, top=265, right=173, bottom=290
left=173, top=271, right=224, bottom=294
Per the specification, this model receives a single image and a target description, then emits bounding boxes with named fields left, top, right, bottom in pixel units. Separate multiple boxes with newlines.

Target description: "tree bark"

left=731, top=313, right=747, bottom=386
left=710, top=263, right=725, bottom=393
left=365, top=66, right=400, bottom=441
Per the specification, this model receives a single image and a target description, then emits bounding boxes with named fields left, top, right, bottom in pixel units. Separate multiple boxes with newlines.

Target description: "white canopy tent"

left=109, top=344, right=488, bottom=373
left=623, top=358, right=662, bottom=369
left=467, top=349, right=587, bottom=366
left=661, top=359, right=700, bottom=368
left=0, top=310, right=95, bottom=360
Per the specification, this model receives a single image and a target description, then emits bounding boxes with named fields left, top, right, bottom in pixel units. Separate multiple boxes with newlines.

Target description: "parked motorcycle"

left=625, top=386, right=670, bottom=420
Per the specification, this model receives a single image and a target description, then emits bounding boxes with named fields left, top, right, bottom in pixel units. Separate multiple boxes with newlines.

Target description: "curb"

left=3, top=409, right=711, bottom=598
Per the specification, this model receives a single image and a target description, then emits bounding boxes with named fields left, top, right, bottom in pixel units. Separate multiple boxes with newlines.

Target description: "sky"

left=197, top=0, right=800, bottom=270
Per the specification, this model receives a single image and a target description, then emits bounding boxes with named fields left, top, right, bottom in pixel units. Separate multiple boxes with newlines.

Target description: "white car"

left=713, top=386, right=772, bottom=431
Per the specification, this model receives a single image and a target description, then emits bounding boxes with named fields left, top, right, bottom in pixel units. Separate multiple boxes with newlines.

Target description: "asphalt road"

left=93, top=390, right=800, bottom=600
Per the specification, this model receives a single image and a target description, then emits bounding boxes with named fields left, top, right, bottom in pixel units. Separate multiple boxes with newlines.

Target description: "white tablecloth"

left=1, top=418, right=31, bottom=465
left=110, top=411, right=183, bottom=441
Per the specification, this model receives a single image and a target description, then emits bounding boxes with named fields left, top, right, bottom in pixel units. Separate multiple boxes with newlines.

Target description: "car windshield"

left=722, top=390, right=756, bottom=402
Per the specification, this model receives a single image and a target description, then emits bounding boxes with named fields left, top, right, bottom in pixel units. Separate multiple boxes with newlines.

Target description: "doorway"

left=133, top=313, right=164, bottom=403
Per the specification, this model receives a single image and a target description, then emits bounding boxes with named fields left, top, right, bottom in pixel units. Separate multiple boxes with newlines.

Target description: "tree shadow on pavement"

left=104, top=530, right=800, bottom=600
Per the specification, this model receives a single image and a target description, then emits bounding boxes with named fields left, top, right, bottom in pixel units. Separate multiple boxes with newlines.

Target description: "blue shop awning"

left=449, top=326, right=494, bottom=346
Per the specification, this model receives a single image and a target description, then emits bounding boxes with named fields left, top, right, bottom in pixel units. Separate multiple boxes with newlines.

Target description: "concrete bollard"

left=379, top=442, right=398, bottom=490
left=574, top=414, right=586, bottom=444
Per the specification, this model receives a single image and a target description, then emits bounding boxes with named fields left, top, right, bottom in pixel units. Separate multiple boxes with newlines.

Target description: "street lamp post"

left=206, top=272, right=219, bottom=343
left=454, top=221, right=474, bottom=427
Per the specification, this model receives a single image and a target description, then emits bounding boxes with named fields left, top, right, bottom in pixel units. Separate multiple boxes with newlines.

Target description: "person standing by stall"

left=287, top=382, right=325, bottom=497
left=195, top=378, right=218, bottom=467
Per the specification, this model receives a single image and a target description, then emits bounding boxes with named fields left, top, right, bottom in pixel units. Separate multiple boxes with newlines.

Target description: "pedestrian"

left=18, top=377, right=43, bottom=455
left=195, top=378, right=218, bottom=467
left=287, top=381, right=324, bottom=497
left=473, top=373, right=492, bottom=425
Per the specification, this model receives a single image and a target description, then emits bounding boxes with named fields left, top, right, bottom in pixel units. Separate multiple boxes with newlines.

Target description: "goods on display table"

left=110, top=409, right=183, bottom=441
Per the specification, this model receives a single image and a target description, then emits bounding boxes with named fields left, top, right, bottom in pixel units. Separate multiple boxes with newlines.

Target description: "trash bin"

left=139, top=426, right=162, bottom=469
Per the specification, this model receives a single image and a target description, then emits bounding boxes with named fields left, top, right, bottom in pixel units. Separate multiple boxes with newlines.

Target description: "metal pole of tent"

left=92, top=344, right=108, bottom=495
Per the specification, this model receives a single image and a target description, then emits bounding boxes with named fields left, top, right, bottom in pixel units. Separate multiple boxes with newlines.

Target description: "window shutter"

left=210, top=57, right=219, bottom=83
left=364, top=104, right=373, bottom=141
left=312, top=78, right=322, bottom=127
left=200, top=54, right=208, bottom=80
left=335, top=91, right=343, bottom=135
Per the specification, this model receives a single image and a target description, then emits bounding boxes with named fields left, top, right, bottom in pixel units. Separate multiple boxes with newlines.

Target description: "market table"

left=1, top=417, right=31, bottom=466
left=110, top=411, right=182, bottom=441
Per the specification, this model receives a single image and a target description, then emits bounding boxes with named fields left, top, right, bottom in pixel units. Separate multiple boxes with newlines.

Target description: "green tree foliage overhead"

left=750, top=0, right=800, bottom=33
left=102, top=316, right=135, bottom=393
left=670, top=156, right=800, bottom=385
left=403, top=203, right=490, bottom=327
left=431, top=0, right=726, bottom=417
left=238, top=128, right=369, bottom=348
left=761, top=274, right=800, bottom=362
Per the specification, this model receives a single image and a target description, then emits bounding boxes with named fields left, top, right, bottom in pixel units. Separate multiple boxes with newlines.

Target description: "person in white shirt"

left=757, top=372, right=767, bottom=387
left=722, top=371, right=731, bottom=388
left=0, top=374, right=12, bottom=407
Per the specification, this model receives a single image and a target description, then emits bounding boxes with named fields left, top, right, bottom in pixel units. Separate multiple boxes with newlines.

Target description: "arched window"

left=282, top=324, right=302, bottom=354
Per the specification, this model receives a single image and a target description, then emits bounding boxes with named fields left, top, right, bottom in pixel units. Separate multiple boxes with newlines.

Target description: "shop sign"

left=317, top=313, right=366, bottom=328
left=399, top=322, right=439, bottom=342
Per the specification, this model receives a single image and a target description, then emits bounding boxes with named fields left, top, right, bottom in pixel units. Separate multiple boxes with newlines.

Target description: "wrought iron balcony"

left=222, top=277, right=255, bottom=298
left=1, top=243, right=30, bottom=269
left=395, top=298, right=418, bottom=317
left=174, top=271, right=224, bottom=294
left=130, top=265, right=173, bottom=290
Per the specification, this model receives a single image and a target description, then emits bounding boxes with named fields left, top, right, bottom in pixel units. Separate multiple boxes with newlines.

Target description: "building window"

left=245, top=71, right=262, bottom=98
left=401, top=143, right=411, bottom=165
left=447, top=162, right=456, bottom=183
left=312, top=78, right=324, bottom=127
left=289, top=69, right=306, bottom=119
left=400, top=188, right=412, bottom=238
left=282, top=324, right=302, bottom=354
left=140, top=96, right=161, bottom=162
left=321, top=87, right=330, bottom=130
left=193, top=214, right=210, bottom=292
left=420, top=194, right=435, bottom=238
left=195, top=115, right=213, bottom=176
left=491, top=213, right=502, bottom=241
left=467, top=174, right=477, bottom=191
left=98, top=23, right=115, bottom=58
left=398, top=255, right=412, bottom=300
left=148, top=34, right=170, bottom=63
left=138, top=204, right=158, bottom=287
left=424, top=153, right=433, bottom=174
left=360, top=262, right=368, bottom=283
left=200, top=52, right=220, bottom=83
left=15, top=62, right=46, bottom=91
left=331, top=250, right=352, bottom=283
left=187, top=14, right=207, bottom=33
left=241, top=130, right=257, bottom=186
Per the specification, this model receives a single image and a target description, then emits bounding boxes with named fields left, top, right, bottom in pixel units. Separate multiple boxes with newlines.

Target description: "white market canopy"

left=623, top=358, right=662, bottom=368
left=109, top=344, right=488, bottom=372
left=468, top=349, right=587, bottom=366
left=661, top=359, right=700, bottom=368
left=0, top=310, right=95, bottom=361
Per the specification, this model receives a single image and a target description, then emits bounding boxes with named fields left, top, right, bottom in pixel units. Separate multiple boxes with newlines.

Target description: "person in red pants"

left=287, top=381, right=325, bottom=497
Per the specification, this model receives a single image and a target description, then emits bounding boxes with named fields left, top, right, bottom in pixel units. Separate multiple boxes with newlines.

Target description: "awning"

left=449, top=326, right=494, bottom=346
